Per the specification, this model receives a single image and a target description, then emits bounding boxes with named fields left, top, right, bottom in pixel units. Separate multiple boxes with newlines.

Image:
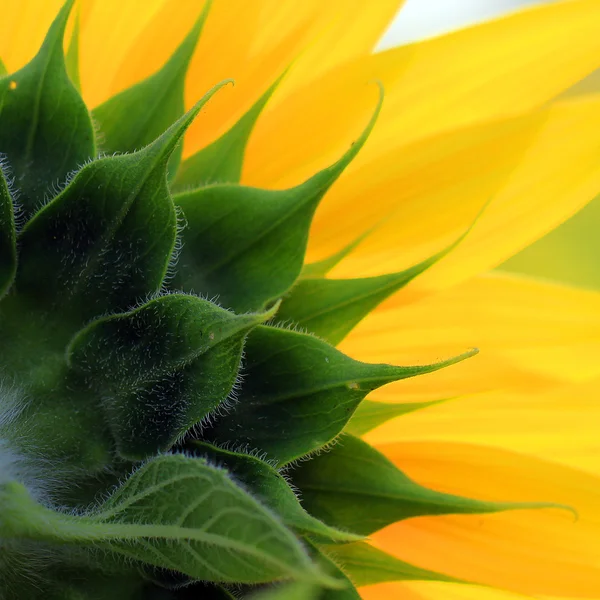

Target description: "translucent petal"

left=370, top=442, right=600, bottom=598
left=339, top=272, right=600, bottom=404
left=245, top=0, right=600, bottom=190
left=360, top=581, right=536, bottom=600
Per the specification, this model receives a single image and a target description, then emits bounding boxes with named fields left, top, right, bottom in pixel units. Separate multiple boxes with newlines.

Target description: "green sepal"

left=291, top=435, right=570, bottom=536
left=312, top=546, right=360, bottom=600
left=68, top=294, right=271, bottom=459
left=279, top=245, right=461, bottom=346
left=345, top=399, right=443, bottom=437
left=0, top=0, right=95, bottom=217
left=204, top=325, right=475, bottom=465
left=322, top=542, right=461, bottom=587
left=290, top=205, right=487, bottom=344
left=190, top=441, right=362, bottom=543
left=174, top=72, right=285, bottom=190
left=0, top=58, right=7, bottom=77
left=0, top=166, right=17, bottom=296
left=0, top=455, right=336, bottom=586
left=248, top=544, right=358, bottom=600
left=16, top=90, right=225, bottom=326
left=92, top=2, right=210, bottom=178
left=65, top=11, right=82, bottom=92
left=172, top=90, right=383, bottom=313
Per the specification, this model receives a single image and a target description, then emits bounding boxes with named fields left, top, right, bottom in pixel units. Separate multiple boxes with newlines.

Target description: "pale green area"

left=501, top=196, right=600, bottom=290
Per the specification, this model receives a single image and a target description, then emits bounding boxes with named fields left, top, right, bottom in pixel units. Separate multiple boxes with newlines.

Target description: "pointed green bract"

left=68, top=295, right=270, bottom=459
left=291, top=435, right=567, bottom=536
left=204, top=325, right=475, bottom=465
left=312, top=547, right=361, bottom=600
left=174, top=72, right=285, bottom=190
left=0, top=0, right=95, bottom=217
left=1, top=456, right=334, bottom=586
left=280, top=242, right=465, bottom=345
left=289, top=211, right=486, bottom=344
left=345, top=399, right=443, bottom=437
left=190, top=442, right=361, bottom=542
left=323, top=542, right=462, bottom=587
left=0, top=166, right=16, bottom=296
left=172, top=92, right=383, bottom=313
left=16, top=96, right=218, bottom=326
left=277, top=272, right=418, bottom=345
left=0, top=58, right=7, bottom=77
left=93, top=2, right=211, bottom=178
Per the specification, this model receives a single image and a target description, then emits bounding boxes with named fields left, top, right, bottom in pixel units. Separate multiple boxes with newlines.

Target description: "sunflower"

left=0, top=1, right=599, bottom=599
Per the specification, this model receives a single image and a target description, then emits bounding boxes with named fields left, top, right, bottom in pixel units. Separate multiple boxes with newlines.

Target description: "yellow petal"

left=245, top=0, right=600, bottom=190
left=76, top=0, right=177, bottom=107
left=104, top=0, right=325, bottom=149
left=369, top=442, right=600, bottom=598
left=360, top=581, right=536, bottom=600
left=360, top=581, right=429, bottom=600
left=182, top=0, right=403, bottom=157
left=77, top=0, right=400, bottom=152
left=364, top=379, right=600, bottom=477
left=339, top=272, right=600, bottom=403
left=320, top=95, right=600, bottom=296
left=0, top=0, right=65, bottom=70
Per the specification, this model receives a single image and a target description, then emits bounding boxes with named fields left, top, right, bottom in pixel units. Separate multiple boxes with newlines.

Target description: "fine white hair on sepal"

left=162, top=203, right=187, bottom=289
left=0, top=153, right=25, bottom=233
left=0, top=382, right=60, bottom=506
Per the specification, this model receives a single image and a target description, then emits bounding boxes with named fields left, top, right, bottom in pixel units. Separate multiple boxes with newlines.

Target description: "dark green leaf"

left=1, top=456, right=336, bottom=586
left=204, top=325, right=475, bottom=465
left=172, top=90, right=383, bottom=312
left=0, top=0, right=95, bottom=217
left=0, top=165, right=16, bottom=296
left=93, top=3, right=210, bottom=178
left=190, top=442, right=361, bottom=542
left=65, top=12, right=82, bottom=92
left=174, top=72, right=284, bottom=190
left=345, top=399, right=443, bottom=437
left=68, top=295, right=270, bottom=460
left=322, top=542, right=461, bottom=587
left=16, top=88, right=225, bottom=326
left=292, top=435, right=567, bottom=536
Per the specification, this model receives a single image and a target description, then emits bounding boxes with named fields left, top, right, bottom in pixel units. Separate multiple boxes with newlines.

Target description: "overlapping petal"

left=314, top=95, right=600, bottom=298
left=368, top=442, right=600, bottom=598
left=364, top=377, right=600, bottom=478
left=245, top=0, right=600, bottom=189
left=339, top=272, right=600, bottom=403
left=361, top=581, right=537, bottom=600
